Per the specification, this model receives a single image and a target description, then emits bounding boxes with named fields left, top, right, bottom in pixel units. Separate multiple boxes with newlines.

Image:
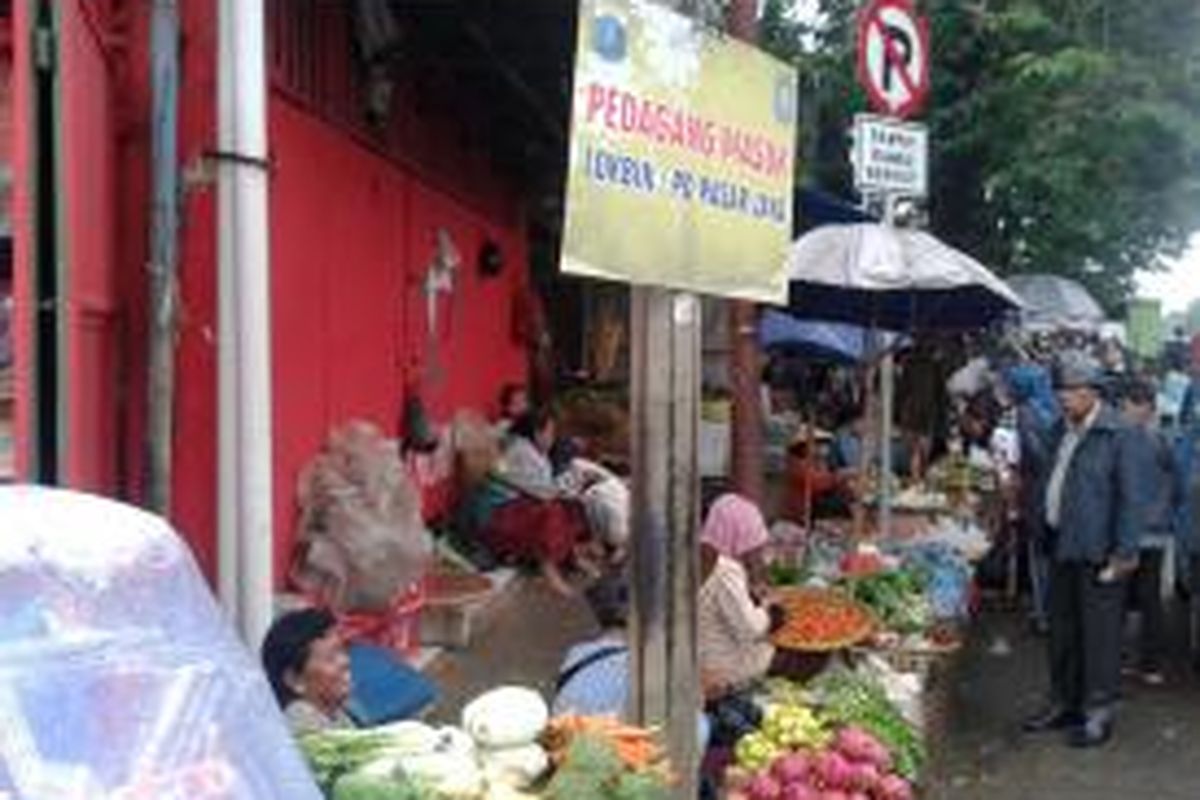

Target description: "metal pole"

left=878, top=197, right=896, bottom=537
left=727, top=0, right=765, bottom=505
left=218, top=0, right=274, bottom=646
left=145, top=0, right=180, bottom=515
left=628, top=288, right=702, bottom=800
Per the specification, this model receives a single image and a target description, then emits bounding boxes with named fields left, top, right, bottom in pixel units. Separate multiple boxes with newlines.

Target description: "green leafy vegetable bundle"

left=810, top=671, right=926, bottom=781
left=845, top=569, right=931, bottom=634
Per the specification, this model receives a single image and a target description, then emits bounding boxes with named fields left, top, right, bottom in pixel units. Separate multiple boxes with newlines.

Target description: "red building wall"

left=269, top=99, right=529, bottom=579
left=167, top=3, right=530, bottom=583
left=9, top=1, right=529, bottom=585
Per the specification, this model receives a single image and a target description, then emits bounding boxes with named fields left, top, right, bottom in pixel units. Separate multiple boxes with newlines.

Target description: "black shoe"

left=1067, top=711, right=1114, bottom=749
left=1022, top=706, right=1082, bottom=734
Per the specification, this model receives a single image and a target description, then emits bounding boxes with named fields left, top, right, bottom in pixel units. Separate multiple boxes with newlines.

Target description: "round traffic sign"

left=857, top=0, right=930, bottom=119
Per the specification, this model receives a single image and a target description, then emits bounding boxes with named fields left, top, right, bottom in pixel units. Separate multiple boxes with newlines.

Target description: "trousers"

left=1129, top=547, right=1167, bottom=670
left=1047, top=560, right=1126, bottom=713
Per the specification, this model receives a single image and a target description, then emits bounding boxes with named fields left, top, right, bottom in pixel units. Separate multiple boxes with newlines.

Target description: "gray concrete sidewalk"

left=928, top=611, right=1200, bottom=800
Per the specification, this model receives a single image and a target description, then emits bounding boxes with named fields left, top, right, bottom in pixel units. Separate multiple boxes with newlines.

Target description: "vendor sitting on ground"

left=262, top=608, right=355, bottom=736
left=698, top=494, right=783, bottom=698
left=463, top=408, right=599, bottom=596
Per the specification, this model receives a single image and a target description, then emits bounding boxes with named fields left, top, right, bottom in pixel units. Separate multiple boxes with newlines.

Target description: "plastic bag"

left=558, top=458, right=629, bottom=549
left=0, top=486, right=322, bottom=800
left=294, top=421, right=432, bottom=612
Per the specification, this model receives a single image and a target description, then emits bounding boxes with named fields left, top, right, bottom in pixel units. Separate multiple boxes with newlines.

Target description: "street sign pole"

left=628, top=286, right=701, bottom=800
left=878, top=195, right=897, bottom=539
left=854, top=0, right=931, bottom=539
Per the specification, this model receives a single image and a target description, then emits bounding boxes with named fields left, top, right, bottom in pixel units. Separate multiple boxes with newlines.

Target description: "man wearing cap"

left=1022, top=353, right=1146, bottom=748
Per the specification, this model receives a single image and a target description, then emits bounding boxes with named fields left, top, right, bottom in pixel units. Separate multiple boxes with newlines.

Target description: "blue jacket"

left=1046, top=406, right=1145, bottom=564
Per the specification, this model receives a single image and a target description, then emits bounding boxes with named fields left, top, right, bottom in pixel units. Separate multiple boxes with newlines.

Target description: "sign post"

left=561, top=2, right=797, bottom=794
left=855, top=0, right=931, bottom=538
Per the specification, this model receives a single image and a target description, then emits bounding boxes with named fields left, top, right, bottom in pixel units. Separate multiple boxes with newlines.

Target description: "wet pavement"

left=928, top=609, right=1200, bottom=800
left=425, top=577, right=594, bottom=721
left=427, top=579, right=1200, bottom=798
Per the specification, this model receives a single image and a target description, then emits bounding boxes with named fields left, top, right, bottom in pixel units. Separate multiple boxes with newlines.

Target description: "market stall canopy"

left=1005, top=273, right=1106, bottom=331
left=784, top=224, right=1023, bottom=331
left=759, top=309, right=905, bottom=364
left=0, top=487, right=321, bottom=800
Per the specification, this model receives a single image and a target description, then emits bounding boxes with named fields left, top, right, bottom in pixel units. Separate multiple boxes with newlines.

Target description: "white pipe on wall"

left=217, top=0, right=273, bottom=647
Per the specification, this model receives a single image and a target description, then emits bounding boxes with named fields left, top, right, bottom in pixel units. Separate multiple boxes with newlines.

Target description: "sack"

left=294, top=421, right=432, bottom=612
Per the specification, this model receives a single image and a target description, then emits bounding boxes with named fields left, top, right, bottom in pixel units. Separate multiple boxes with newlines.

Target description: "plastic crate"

left=338, top=581, right=426, bottom=661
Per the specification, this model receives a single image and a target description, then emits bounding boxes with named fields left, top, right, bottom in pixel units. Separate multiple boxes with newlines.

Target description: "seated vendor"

left=494, top=382, right=531, bottom=442
left=464, top=408, right=599, bottom=596
left=262, top=608, right=354, bottom=736
left=553, top=574, right=631, bottom=717
left=554, top=572, right=711, bottom=745
left=698, top=495, right=781, bottom=697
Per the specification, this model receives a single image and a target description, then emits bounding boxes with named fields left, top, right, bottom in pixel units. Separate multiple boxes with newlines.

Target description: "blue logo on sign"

left=593, top=14, right=627, bottom=62
left=774, top=76, right=797, bottom=124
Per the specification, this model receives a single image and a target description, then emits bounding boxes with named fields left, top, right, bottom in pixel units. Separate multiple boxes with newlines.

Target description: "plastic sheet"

left=0, top=486, right=322, bottom=800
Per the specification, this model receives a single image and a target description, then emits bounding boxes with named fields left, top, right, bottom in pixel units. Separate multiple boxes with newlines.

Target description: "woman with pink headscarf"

left=698, top=494, right=781, bottom=697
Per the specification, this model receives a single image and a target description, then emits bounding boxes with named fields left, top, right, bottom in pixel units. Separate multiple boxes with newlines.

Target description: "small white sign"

left=853, top=114, right=928, bottom=197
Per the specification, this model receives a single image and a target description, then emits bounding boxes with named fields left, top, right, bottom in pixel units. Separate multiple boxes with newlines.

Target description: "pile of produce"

left=734, top=705, right=830, bottom=772
left=543, top=716, right=668, bottom=776
left=843, top=569, right=930, bottom=636
left=296, top=689, right=672, bottom=800
left=771, top=589, right=876, bottom=653
left=727, top=699, right=914, bottom=800
left=298, top=687, right=553, bottom=800
left=809, top=672, right=926, bottom=782
left=729, top=727, right=914, bottom=800
left=542, top=732, right=672, bottom=800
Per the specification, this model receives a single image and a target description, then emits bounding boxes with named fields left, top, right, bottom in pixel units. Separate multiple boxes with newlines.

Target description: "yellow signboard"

left=561, top=0, right=798, bottom=303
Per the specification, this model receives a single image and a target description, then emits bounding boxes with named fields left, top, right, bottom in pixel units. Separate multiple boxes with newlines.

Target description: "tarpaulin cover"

left=0, top=486, right=322, bottom=800
left=759, top=309, right=906, bottom=363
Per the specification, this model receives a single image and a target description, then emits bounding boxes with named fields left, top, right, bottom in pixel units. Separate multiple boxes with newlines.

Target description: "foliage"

left=759, top=0, right=1200, bottom=311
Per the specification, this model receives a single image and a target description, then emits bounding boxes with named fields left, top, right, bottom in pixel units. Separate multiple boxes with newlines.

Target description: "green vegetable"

left=846, top=569, right=931, bottom=634
left=768, top=562, right=807, bottom=587
left=611, top=770, right=671, bottom=800
left=545, top=734, right=669, bottom=800
left=332, top=769, right=433, bottom=800
left=299, top=730, right=396, bottom=794
left=811, top=671, right=926, bottom=781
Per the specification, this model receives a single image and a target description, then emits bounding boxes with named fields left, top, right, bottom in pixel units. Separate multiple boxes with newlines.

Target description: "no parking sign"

left=857, top=0, right=930, bottom=119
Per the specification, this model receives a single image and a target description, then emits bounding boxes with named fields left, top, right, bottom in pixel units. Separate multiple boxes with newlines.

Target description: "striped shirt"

left=552, top=635, right=629, bottom=718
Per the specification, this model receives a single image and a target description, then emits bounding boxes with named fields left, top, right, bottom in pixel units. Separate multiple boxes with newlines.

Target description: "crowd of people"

left=257, top=328, right=1200, bottom=763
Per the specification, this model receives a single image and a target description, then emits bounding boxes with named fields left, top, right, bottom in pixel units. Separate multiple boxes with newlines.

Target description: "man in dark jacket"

left=1023, top=353, right=1145, bottom=748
